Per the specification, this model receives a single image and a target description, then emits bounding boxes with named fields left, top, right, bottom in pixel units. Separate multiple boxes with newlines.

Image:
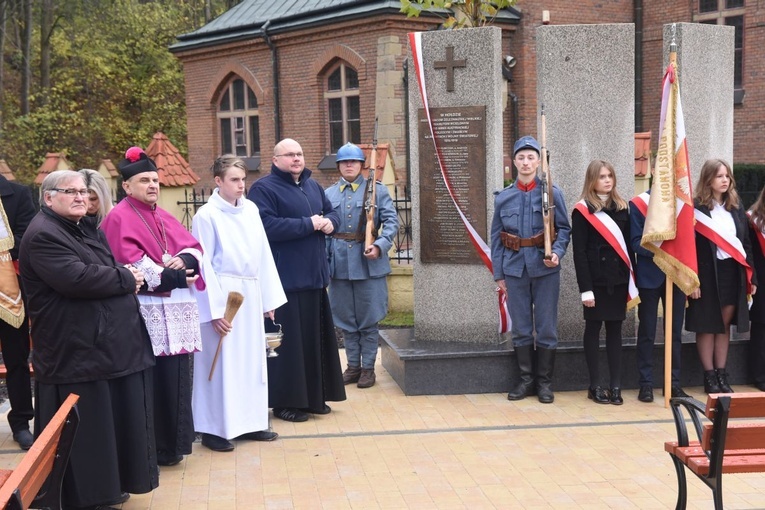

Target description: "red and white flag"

left=409, top=31, right=511, bottom=333
left=639, top=58, right=700, bottom=296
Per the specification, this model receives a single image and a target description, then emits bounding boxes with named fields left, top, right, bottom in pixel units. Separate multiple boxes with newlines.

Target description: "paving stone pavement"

left=1, top=351, right=764, bottom=509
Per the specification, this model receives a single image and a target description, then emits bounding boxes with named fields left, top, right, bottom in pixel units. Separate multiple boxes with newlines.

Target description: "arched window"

left=217, top=78, right=260, bottom=156
left=324, top=62, right=360, bottom=153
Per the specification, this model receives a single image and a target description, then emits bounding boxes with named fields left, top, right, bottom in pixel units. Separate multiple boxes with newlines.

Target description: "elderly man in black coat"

left=20, top=170, right=158, bottom=510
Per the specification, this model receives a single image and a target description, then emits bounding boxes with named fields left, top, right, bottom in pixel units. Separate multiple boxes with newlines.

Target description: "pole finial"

left=670, top=23, right=678, bottom=53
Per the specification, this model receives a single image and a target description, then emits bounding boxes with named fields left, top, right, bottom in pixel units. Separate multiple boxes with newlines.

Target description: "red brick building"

left=170, top=0, right=763, bottom=191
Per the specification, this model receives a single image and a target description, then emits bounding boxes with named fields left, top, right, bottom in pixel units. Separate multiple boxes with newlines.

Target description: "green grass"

left=380, top=311, right=414, bottom=328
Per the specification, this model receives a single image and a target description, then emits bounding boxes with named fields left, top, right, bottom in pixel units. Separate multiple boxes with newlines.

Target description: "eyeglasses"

left=51, top=188, right=89, bottom=197
left=275, top=152, right=304, bottom=159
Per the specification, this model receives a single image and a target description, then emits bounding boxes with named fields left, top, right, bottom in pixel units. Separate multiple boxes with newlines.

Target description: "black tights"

left=583, top=320, right=623, bottom=389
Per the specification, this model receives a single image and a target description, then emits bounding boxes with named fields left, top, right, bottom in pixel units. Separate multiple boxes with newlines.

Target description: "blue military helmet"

left=336, top=142, right=366, bottom=163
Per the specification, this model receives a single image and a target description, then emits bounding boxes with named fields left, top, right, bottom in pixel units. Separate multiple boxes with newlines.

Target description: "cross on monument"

left=433, top=46, right=467, bottom=92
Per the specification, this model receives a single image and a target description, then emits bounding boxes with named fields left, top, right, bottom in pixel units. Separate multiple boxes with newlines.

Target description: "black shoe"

left=716, top=368, right=734, bottom=393
left=703, top=370, right=722, bottom=394
left=201, top=433, right=235, bottom=452
left=587, top=386, right=610, bottom=404
left=671, top=386, right=690, bottom=398
left=12, top=429, right=34, bottom=450
left=237, top=430, right=279, bottom=442
left=756, top=382, right=765, bottom=392
left=508, top=344, right=535, bottom=401
left=101, top=492, right=130, bottom=506
left=638, top=385, right=654, bottom=403
left=609, top=388, right=623, bottom=405
left=157, top=451, right=184, bottom=466
left=273, top=407, right=309, bottom=422
left=300, top=404, right=331, bottom=415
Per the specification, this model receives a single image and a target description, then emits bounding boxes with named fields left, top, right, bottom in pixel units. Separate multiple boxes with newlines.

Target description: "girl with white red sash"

left=687, top=159, right=757, bottom=394
left=572, top=160, right=637, bottom=405
left=747, top=187, right=765, bottom=392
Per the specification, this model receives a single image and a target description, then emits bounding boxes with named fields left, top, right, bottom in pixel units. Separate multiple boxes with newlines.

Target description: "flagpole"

left=664, top=27, right=678, bottom=409
left=664, top=278, right=673, bottom=408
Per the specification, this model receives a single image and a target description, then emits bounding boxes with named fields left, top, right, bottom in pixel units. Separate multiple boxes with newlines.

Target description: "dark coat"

left=572, top=202, right=631, bottom=293
left=248, top=164, right=340, bottom=292
left=19, top=208, right=155, bottom=384
left=572, top=202, right=631, bottom=321
left=749, top=221, right=765, bottom=324
left=0, top=175, right=35, bottom=261
left=686, top=202, right=756, bottom=333
left=630, top=191, right=667, bottom=289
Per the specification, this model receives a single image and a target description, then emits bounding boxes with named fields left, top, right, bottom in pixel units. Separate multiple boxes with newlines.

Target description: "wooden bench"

left=665, top=392, right=765, bottom=509
left=0, top=393, right=79, bottom=510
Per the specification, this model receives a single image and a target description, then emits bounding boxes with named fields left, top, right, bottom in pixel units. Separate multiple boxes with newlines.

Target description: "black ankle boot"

left=508, top=345, right=535, bottom=400
left=716, top=368, right=734, bottom=393
left=703, top=370, right=722, bottom=394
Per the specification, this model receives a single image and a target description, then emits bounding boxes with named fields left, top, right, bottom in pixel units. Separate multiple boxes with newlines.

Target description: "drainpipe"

left=634, top=0, right=644, bottom=132
left=403, top=58, right=411, bottom=195
left=262, top=21, right=281, bottom=141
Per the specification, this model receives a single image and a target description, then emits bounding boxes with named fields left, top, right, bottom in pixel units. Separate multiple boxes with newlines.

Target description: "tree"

left=400, top=0, right=517, bottom=28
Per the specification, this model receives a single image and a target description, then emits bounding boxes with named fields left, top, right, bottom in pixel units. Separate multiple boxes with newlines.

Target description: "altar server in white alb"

left=325, top=143, right=398, bottom=388
left=192, top=155, right=287, bottom=452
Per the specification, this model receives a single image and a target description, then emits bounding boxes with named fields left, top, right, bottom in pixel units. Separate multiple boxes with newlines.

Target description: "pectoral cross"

left=434, top=46, right=467, bottom=92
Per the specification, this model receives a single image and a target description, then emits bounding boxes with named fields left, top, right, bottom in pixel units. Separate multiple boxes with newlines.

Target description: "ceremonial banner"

left=409, top=31, right=510, bottom=333
left=0, top=199, right=24, bottom=328
left=639, top=58, right=699, bottom=296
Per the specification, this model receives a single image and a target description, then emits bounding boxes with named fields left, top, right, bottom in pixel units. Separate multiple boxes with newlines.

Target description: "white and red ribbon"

left=409, top=32, right=510, bottom=333
left=694, top=209, right=753, bottom=295
left=574, top=201, right=639, bottom=309
left=747, top=211, right=765, bottom=260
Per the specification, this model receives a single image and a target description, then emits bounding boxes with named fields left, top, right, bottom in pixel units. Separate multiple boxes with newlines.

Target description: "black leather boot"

left=716, top=368, right=734, bottom=393
left=507, top=345, right=535, bottom=401
left=703, top=370, right=722, bottom=394
left=536, top=347, right=556, bottom=404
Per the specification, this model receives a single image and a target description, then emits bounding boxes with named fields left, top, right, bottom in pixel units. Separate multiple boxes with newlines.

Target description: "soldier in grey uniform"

left=490, top=136, right=571, bottom=404
left=325, top=143, right=399, bottom=388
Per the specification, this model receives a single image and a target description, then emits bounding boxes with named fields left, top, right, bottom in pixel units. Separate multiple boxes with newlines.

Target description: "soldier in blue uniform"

left=490, top=136, right=571, bottom=404
left=325, top=143, right=399, bottom=388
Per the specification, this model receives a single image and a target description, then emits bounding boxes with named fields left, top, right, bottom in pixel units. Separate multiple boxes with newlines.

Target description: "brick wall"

left=175, top=1, right=764, bottom=194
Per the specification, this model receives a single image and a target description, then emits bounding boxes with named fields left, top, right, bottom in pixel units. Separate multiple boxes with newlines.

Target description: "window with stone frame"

left=696, top=0, right=745, bottom=100
left=217, top=78, right=261, bottom=156
left=324, top=62, right=360, bottom=153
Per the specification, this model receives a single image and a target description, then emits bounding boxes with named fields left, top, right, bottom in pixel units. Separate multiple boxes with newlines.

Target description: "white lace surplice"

left=134, top=254, right=203, bottom=356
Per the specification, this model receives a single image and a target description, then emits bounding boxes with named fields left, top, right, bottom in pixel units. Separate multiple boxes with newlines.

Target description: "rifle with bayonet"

left=540, top=105, right=555, bottom=260
left=364, top=117, right=379, bottom=252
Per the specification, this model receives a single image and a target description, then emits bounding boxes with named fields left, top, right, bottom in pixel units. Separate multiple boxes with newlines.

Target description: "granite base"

left=380, top=328, right=756, bottom=396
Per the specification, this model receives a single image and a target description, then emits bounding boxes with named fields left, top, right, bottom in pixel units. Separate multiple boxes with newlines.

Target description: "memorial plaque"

left=418, top=106, right=486, bottom=264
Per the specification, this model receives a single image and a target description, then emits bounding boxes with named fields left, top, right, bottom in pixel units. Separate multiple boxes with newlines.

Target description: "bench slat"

left=705, top=392, right=765, bottom=419
left=0, top=393, right=79, bottom=508
left=701, top=423, right=765, bottom=450
left=688, top=453, right=765, bottom=475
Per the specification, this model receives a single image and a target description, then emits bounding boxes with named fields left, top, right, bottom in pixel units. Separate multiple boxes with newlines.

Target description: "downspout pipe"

left=634, top=0, right=644, bottom=132
left=262, top=20, right=281, bottom=141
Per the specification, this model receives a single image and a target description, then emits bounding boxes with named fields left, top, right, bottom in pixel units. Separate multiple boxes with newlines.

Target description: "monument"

left=381, top=22, right=737, bottom=395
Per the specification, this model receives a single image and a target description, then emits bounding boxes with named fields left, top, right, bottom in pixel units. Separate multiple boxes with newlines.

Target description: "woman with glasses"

left=19, top=170, right=157, bottom=510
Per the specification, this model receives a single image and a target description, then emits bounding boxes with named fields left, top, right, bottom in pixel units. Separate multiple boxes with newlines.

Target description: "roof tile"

left=145, top=133, right=200, bottom=187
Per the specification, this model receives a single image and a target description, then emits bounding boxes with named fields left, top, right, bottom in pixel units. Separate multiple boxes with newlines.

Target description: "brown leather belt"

left=500, top=230, right=557, bottom=251
left=334, top=232, right=365, bottom=241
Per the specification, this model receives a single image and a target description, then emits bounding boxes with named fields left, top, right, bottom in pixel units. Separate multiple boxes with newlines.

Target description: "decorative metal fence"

left=176, top=186, right=414, bottom=262
left=391, top=186, right=413, bottom=263
left=177, top=188, right=211, bottom=230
